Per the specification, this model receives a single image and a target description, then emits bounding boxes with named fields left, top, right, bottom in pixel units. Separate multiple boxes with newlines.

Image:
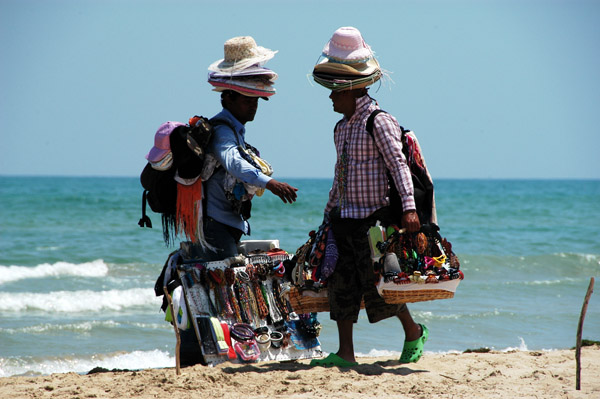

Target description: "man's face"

left=225, top=92, right=259, bottom=124
left=329, top=90, right=355, bottom=115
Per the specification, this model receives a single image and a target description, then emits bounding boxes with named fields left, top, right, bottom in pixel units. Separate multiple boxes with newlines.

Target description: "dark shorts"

left=187, top=217, right=243, bottom=261
left=328, top=207, right=407, bottom=323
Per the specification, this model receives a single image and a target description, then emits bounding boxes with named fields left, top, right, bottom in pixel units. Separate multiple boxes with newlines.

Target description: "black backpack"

left=138, top=116, right=217, bottom=245
left=365, top=110, right=434, bottom=225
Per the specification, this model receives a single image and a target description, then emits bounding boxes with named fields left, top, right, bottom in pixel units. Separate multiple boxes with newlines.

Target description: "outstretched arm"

left=266, top=179, right=298, bottom=204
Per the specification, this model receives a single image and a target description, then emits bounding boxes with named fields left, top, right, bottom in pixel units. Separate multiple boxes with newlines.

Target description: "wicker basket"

left=288, top=287, right=331, bottom=313
left=377, top=278, right=460, bottom=304
left=288, top=287, right=368, bottom=314
left=381, top=288, right=455, bottom=304
left=290, top=279, right=459, bottom=312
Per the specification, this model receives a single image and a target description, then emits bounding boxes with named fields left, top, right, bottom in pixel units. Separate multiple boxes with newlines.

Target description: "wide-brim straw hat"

left=313, top=56, right=380, bottom=77
left=208, top=36, right=277, bottom=74
left=312, top=70, right=382, bottom=91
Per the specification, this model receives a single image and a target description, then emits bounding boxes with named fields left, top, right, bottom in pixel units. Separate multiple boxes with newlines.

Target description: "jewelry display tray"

left=176, top=246, right=323, bottom=367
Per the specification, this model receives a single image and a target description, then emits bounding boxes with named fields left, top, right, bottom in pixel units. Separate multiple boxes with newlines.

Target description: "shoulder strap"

left=209, top=117, right=243, bottom=147
left=366, top=110, right=414, bottom=185
left=365, top=109, right=387, bottom=138
left=333, top=119, right=343, bottom=133
left=366, top=110, right=410, bottom=156
left=138, top=189, right=152, bottom=228
left=399, top=125, right=408, bottom=147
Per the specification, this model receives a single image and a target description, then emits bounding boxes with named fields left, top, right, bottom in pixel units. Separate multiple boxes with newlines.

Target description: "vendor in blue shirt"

left=200, top=89, right=298, bottom=260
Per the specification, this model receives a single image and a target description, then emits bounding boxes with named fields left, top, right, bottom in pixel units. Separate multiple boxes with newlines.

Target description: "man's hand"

left=401, top=210, right=420, bottom=233
left=266, top=179, right=298, bottom=204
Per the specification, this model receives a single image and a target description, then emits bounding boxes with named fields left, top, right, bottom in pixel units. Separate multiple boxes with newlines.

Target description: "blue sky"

left=1, top=0, right=599, bottom=179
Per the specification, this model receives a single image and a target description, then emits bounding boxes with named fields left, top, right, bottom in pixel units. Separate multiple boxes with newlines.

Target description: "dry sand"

left=1, top=346, right=598, bottom=398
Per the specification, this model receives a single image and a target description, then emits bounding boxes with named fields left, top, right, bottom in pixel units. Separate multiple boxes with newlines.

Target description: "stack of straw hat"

left=312, top=27, right=382, bottom=91
left=208, top=36, right=278, bottom=98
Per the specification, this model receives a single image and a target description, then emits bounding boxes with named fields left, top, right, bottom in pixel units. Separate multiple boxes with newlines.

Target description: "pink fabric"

left=208, top=81, right=275, bottom=97
left=322, top=27, right=373, bottom=64
left=146, top=121, right=184, bottom=162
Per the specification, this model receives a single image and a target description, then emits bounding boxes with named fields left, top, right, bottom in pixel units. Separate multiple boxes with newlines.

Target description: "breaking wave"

left=0, top=288, right=159, bottom=313
left=0, top=260, right=109, bottom=285
left=0, top=349, right=173, bottom=377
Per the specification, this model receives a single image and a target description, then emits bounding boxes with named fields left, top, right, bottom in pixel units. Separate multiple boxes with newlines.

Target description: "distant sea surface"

left=1, top=177, right=599, bottom=377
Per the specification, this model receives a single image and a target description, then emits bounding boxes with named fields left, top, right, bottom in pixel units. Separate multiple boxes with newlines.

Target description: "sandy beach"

left=1, top=346, right=598, bottom=399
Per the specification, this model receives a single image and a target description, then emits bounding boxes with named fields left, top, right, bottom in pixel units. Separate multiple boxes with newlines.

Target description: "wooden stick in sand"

left=575, top=276, right=594, bottom=390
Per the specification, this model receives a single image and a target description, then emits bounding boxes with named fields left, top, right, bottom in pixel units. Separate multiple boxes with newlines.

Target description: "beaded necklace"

left=265, top=281, right=283, bottom=323
left=271, top=279, right=290, bottom=321
left=219, top=285, right=234, bottom=319
left=253, top=281, right=269, bottom=319
left=233, top=280, right=250, bottom=324
left=246, top=264, right=269, bottom=320
left=209, top=269, right=234, bottom=319
left=225, top=268, right=243, bottom=323
left=244, top=282, right=261, bottom=326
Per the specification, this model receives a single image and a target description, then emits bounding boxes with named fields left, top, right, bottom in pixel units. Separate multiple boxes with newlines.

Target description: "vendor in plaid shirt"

left=325, top=91, right=419, bottom=226
left=310, top=27, right=431, bottom=368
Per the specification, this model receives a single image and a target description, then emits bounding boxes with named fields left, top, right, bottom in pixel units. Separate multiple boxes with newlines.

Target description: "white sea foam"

left=557, top=252, right=600, bottom=264
left=504, top=277, right=579, bottom=286
left=2, top=320, right=117, bottom=334
left=35, top=246, right=61, bottom=251
left=527, top=278, right=576, bottom=286
left=0, top=260, right=109, bottom=284
left=416, top=309, right=502, bottom=321
left=1, top=320, right=169, bottom=335
left=501, top=337, right=528, bottom=352
left=0, top=288, right=160, bottom=313
left=0, top=349, right=174, bottom=378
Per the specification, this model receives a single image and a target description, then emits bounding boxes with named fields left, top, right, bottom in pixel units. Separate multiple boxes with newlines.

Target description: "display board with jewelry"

left=162, top=240, right=323, bottom=367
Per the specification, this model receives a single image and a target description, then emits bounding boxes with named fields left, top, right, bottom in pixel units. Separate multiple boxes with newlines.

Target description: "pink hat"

left=146, top=121, right=184, bottom=162
left=322, top=27, right=374, bottom=64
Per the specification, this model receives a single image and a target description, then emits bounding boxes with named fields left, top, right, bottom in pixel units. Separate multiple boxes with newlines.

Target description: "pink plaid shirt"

left=325, top=94, right=416, bottom=219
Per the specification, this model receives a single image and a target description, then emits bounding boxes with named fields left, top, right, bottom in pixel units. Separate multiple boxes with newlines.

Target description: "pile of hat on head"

left=208, top=36, right=278, bottom=98
left=312, top=26, right=382, bottom=91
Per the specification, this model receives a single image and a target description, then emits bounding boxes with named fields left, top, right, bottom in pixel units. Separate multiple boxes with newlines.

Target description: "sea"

left=1, top=177, right=599, bottom=377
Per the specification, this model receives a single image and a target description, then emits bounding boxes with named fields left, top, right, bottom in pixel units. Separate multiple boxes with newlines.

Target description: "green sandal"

left=399, top=324, right=429, bottom=363
left=310, top=353, right=358, bottom=368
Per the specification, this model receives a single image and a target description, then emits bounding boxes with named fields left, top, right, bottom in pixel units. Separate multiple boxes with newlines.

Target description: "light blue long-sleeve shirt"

left=204, top=108, right=272, bottom=234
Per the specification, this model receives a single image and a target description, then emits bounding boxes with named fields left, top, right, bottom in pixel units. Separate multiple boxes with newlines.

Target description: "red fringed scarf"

left=175, top=178, right=203, bottom=243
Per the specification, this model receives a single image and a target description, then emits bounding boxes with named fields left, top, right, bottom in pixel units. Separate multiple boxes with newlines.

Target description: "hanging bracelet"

left=230, top=323, right=255, bottom=342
